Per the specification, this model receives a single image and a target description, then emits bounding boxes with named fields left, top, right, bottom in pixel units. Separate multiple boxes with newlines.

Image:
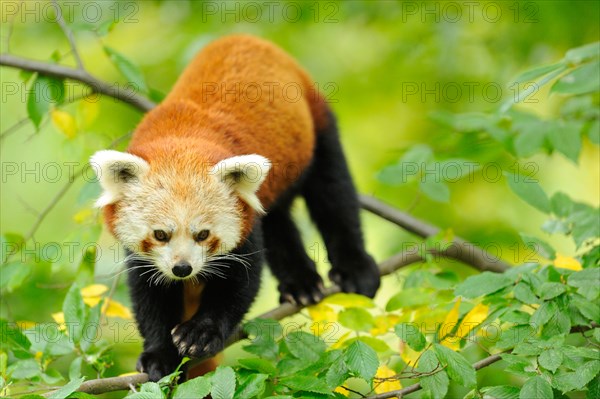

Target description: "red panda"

left=91, top=35, right=380, bottom=381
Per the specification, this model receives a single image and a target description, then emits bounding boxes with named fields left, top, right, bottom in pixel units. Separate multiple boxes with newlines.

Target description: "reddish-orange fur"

left=103, top=35, right=328, bottom=236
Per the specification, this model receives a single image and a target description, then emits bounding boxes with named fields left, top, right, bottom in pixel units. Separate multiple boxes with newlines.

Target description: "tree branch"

left=359, top=195, right=510, bottom=273
left=0, top=53, right=155, bottom=112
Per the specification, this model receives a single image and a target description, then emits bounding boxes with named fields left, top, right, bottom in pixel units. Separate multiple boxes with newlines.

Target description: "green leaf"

left=417, top=350, right=449, bottom=399
left=211, top=366, right=236, bottom=399
left=338, top=307, right=375, bottom=331
left=505, top=172, right=551, bottom=213
left=173, top=376, right=211, bottom=399
left=140, top=382, right=163, bottom=397
left=234, top=373, right=268, bottom=399
left=502, top=310, right=531, bottom=325
left=565, top=42, right=600, bottom=64
left=532, top=301, right=559, bottom=329
left=395, top=323, right=426, bottom=351
left=568, top=268, right=600, bottom=300
left=8, top=359, right=41, bottom=379
left=454, top=272, right=513, bottom=298
left=278, top=375, right=329, bottom=394
left=419, top=178, right=450, bottom=203
left=551, top=192, right=574, bottom=218
left=66, top=393, right=96, bottom=399
left=513, top=282, right=540, bottom=304
left=69, top=357, right=82, bottom=381
left=548, top=121, right=583, bottom=163
left=386, top=287, right=433, bottom=311
left=480, top=385, right=520, bottom=399
left=588, top=375, right=600, bottom=399
left=27, top=75, right=65, bottom=129
left=48, top=378, right=85, bottom=399
left=237, top=358, right=276, bottom=375
left=104, top=46, right=148, bottom=93
left=572, top=295, right=600, bottom=323
left=0, top=262, right=33, bottom=293
left=587, top=119, right=600, bottom=145
left=325, top=351, right=349, bottom=388
left=519, top=376, right=552, bottom=399
left=285, top=331, right=326, bottom=363
left=513, top=62, right=567, bottom=83
left=539, top=282, right=567, bottom=300
left=432, top=344, right=476, bottom=388
left=63, top=284, right=86, bottom=344
left=514, top=127, right=547, bottom=158
left=552, top=60, right=600, bottom=95
left=520, top=233, right=556, bottom=260
left=343, top=341, right=379, bottom=382
left=343, top=336, right=392, bottom=354
left=495, top=325, right=535, bottom=351
left=553, top=360, right=600, bottom=392
left=539, top=349, right=564, bottom=373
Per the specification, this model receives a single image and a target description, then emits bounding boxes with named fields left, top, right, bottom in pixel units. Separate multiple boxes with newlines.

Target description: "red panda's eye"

left=153, top=230, right=169, bottom=242
left=195, top=230, right=210, bottom=242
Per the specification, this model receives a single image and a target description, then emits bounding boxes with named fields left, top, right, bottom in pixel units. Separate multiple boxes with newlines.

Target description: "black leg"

left=126, top=255, right=183, bottom=381
left=263, top=200, right=325, bottom=306
left=301, top=111, right=380, bottom=297
left=170, top=223, right=264, bottom=359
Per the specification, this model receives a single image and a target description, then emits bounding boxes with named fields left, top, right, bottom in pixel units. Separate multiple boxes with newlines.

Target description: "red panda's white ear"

left=210, top=154, right=271, bottom=213
left=89, top=150, right=150, bottom=207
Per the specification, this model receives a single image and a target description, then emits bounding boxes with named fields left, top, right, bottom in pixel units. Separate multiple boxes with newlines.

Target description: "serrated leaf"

left=237, top=358, right=276, bottom=375
left=481, top=385, right=520, bottom=399
left=344, top=341, right=379, bottom=382
left=48, top=377, right=84, bottom=399
left=552, top=61, right=600, bottom=95
left=457, top=303, right=489, bottom=338
left=234, top=373, right=268, bottom=398
left=63, top=284, right=86, bottom=344
left=386, top=287, right=433, bottom=311
left=505, top=172, right=551, bottom=213
left=531, top=301, right=559, bottom=329
left=551, top=192, right=574, bottom=218
left=572, top=295, right=600, bottom=323
left=538, top=349, right=563, bottom=373
left=172, top=375, right=210, bottom=399
left=104, top=46, right=148, bottom=93
left=285, top=331, right=326, bottom=363
left=519, top=376, right=552, bottom=399
left=211, top=366, right=235, bottom=399
left=539, top=282, right=567, bottom=300
left=307, top=303, right=337, bottom=322
left=455, top=272, right=513, bottom=298
left=513, top=282, right=540, bottom=304
left=588, top=375, right=600, bottom=399
left=278, top=375, right=329, bottom=394
left=553, top=360, right=600, bottom=392
left=338, top=307, right=375, bottom=331
left=433, top=344, right=476, bottom=388
left=418, top=350, right=449, bottom=399
left=395, top=323, right=426, bottom=351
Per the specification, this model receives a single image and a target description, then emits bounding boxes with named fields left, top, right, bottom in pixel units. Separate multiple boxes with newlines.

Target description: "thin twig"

left=0, top=53, right=155, bottom=111
left=51, top=0, right=84, bottom=69
left=0, top=117, right=30, bottom=141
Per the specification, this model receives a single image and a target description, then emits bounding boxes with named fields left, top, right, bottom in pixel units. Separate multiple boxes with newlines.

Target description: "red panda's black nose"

left=172, top=261, right=192, bottom=277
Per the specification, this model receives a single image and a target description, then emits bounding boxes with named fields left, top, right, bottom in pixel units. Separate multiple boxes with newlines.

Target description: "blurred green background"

left=1, top=0, right=598, bottom=392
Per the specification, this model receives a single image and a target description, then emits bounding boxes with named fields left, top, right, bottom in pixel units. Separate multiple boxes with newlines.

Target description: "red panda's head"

left=90, top=150, right=271, bottom=282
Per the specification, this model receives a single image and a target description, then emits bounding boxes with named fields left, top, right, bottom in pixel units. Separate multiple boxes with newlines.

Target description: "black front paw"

left=171, top=318, right=225, bottom=358
left=278, top=269, right=325, bottom=306
left=137, top=349, right=181, bottom=381
left=329, top=254, right=380, bottom=298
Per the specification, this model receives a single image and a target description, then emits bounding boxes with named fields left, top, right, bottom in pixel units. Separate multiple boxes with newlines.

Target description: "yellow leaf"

left=334, top=386, right=349, bottom=396
left=399, top=341, right=422, bottom=365
left=554, top=254, right=582, bottom=271
left=73, top=209, right=93, bottom=224
left=331, top=331, right=352, bottom=350
left=457, top=303, right=489, bottom=339
left=83, top=296, right=102, bottom=307
left=307, top=303, right=337, bottom=322
left=374, top=364, right=402, bottom=393
left=440, top=337, right=461, bottom=350
left=81, top=284, right=109, bottom=297
left=52, top=312, right=65, bottom=331
left=322, top=292, right=375, bottom=308
left=78, top=98, right=100, bottom=128
left=439, top=297, right=461, bottom=340
left=103, top=299, right=133, bottom=319
left=51, top=109, right=77, bottom=139
left=370, top=314, right=401, bottom=336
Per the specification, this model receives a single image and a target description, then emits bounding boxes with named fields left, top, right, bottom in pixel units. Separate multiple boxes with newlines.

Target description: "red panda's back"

left=131, top=35, right=327, bottom=207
